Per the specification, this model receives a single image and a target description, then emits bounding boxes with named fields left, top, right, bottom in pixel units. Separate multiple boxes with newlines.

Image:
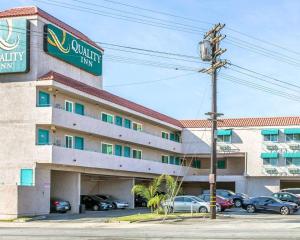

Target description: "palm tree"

left=132, top=175, right=164, bottom=213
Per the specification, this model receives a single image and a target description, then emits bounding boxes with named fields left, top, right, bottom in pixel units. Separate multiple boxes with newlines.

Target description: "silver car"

left=164, top=195, right=219, bottom=213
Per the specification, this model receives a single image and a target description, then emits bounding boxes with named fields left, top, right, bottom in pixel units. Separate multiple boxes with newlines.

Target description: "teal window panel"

left=261, top=129, right=279, bottom=135
left=175, top=157, right=181, bottom=165
left=101, top=113, right=113, bottom=123
left=115, top=116, right=123, bottom=126
left=217, top=135, right=231, bottom=143
left=74, top=136, right=84, bottom=150
left=162, top=132, right=169, bottom=139
left=170, top=133, right=175, bottom=141
left=115, top=144, right=122, bottom=156
left=124, top=146, right=131, bottom=157
left=124, top=119, right=131, bottom=129
left=75, top=103, right=84, bottom=115
left=65, top=135, right=73, bottom=148
left=263, top=134, right=278, bottom=142
left=169, top=156, right=175, bottom=165
left=133, top=150, right=142, bottom=159
left=284, top=128, right=300, bottom=134
left=283, top=152, right=300, bottom=158
left=193, top=160, right=201, bottom=169
left=263, top=158, right=278, bottom=166
left=65, top=101, right=73, bottom=112
left=102, top=143, right=113, bottom=155
left=162, top=155, right=169, bottom=164
left=38, top=91, right=50, bottom=107
left=38, top=129, right=49, bottom=145
left=261, top=152, right=279, bottom=159
left=286, top=158, right=300, bottom=166
left=217, top=159, right=227, bottom=169
left=175, top=134, right=180, bottom=143
left=20, top=169, right=33, bottom=186
left=217, top=129, right=232, bottom=136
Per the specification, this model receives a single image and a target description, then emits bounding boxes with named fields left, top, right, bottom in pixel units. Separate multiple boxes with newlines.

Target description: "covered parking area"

left=280, top=179, right=300, bottom=189
left=182, top=181, right=236, bottom=196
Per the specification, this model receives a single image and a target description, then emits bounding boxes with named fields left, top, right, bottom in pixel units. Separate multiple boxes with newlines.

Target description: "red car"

left=199, top=194, right=234, bottom=211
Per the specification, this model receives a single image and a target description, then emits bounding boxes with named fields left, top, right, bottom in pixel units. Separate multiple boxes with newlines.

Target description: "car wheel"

left=234, top=199, right=242, bottom=208
left=93, top=205, right=100, bottom=211
left=199, top=206, right=208, bottom=213
left=112, top=203, right=117, bottom=209
left=246, top=205, right=255, bottom=213
left=280, top=206, right=290, bottom=215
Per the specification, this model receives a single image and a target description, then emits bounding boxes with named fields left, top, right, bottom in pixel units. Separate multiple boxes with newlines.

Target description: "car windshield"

left=92, top=196, right=104, bottom=201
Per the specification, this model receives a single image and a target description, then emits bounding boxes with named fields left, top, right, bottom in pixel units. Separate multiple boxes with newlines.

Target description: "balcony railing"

left=262, top=165, right=300, bottom=176
left=37, top=103, right=181, bottom=143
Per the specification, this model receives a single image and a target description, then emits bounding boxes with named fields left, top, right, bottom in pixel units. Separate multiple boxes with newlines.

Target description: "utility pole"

left=199, top=23, right=227, bottom=219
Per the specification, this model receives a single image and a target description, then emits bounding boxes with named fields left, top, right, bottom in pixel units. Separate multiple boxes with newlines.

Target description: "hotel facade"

left=0, top=6, right=299, bottom=219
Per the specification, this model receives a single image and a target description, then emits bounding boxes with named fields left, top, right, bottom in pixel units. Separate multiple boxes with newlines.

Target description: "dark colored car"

left=242, top=196, right=298, bottom=215
left=203, top=189, right=248, bottom=208
left=50, top=199, right=71, bottom=213
left=135, top=195, right=147, bottom=207
left=80, top=195, right=112, bottom=211
left=280, top=188, right=300, bottom=197
left=199, top=194, right=234, bottom=211
left=272, top=192, right=300, bottom=206
left=96, top=195, right=129, bottom=209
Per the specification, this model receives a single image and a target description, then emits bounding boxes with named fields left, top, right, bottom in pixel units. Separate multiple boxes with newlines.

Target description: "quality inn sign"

left=44, top=24, right=102, bottom=76
left=0, top=18, right=30, bottom=74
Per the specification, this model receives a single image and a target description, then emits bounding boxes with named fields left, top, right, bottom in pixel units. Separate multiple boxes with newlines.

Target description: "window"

left=264, top=134, right=278, bottom=142
left=101, top=143, right=113, bottom=155
left=161, top=155, right=169, bottom=164
left=75, top=103, right=85, bottom=115
left=217, top=135, right=231, bottom=143
left=286, top=158, right=300, bottom=166
left=170, top=133, right=175, bottom=141
left=65, top=100, right=73, bottom=112
left=124, top=118, right=131, bottom=129
left=124, top=146, right=131, bottom=157
left=217, top=159, right=227, bottom=169
left=133, top=122, right=142, bottom=131
left=193, top=159, right=201, bottom=169
left=263, top=158, right=278, bottom=166
left=74, top=136, right=84, bottom=150
left=286, top=134, right=300, bottom=142
left=115, top=145, right=122, bottom=156
left=162, top=131, right=169, bottom=139
left=101, top=112, right=114, bottom=124
left=65, top=135, right=73, bottom=148
left=175, top=157, right=181, bottom=165
left=133, top=149, right=142, bottom=159
left=115, top=116, right=123, bottom=126
left=20, top=169, right=33, bottom=186
left=37, top=129, right=49, bottom=145
left=175, top=134, right=180, bottom=142
left=169, top=156, right=175, bottom=165
left=38, top=91, right=50, bottom=107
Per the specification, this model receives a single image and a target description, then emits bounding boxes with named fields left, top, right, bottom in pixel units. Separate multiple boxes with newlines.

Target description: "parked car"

left=135, top=195, right=147, bottom=207
left=242, top=196, right=298, bottom=215
left=203, top=189, right=248, bottom=208
left=80, top=195, right=112, bottom=211
left=50, top=199, right=71, bottom=213
left=163, top=195, right=214, bottom=213
left=280, top=188, right=300, bottom=197
left=96, top=195, right=129, bottom=209
left=272, top=192, right=300, bottom=206
left=199, top=194, right=234, bottom=211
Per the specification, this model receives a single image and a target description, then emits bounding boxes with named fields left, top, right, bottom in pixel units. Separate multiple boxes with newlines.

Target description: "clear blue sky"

left=4, top=0, right=300, bottom=120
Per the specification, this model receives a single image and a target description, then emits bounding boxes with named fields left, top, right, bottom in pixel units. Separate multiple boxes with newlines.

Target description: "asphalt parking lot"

left=0, top=208, right=299, bottom=239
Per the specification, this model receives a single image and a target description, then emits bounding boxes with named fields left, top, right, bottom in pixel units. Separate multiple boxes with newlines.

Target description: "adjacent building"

left=0, top=6, right=299, bottom=219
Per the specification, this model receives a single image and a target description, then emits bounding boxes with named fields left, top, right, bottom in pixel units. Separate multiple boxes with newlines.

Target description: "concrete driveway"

left=44, top=208, right=149, bottom=222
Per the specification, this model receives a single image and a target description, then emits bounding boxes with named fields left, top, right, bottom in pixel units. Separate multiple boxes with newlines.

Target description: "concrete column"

left=51, top=171, right=81, bottom=213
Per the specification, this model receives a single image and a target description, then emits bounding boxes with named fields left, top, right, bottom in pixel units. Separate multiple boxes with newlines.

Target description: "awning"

left=261, top=152, right=279, bottom=159
left=284, top=128, right=300, bottom=134
left=217, top=129, right=232, bottom=136
left=283, top=152, right=300, bottom=158
left=261, top=129, right=279, bottom=135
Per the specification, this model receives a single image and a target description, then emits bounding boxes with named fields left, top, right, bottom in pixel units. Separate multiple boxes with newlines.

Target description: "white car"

left=163, top=195, right=221, bottom=213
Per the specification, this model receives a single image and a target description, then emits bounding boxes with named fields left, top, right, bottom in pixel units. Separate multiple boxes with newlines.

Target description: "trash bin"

left=79, top=204, right=85, bottom=214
